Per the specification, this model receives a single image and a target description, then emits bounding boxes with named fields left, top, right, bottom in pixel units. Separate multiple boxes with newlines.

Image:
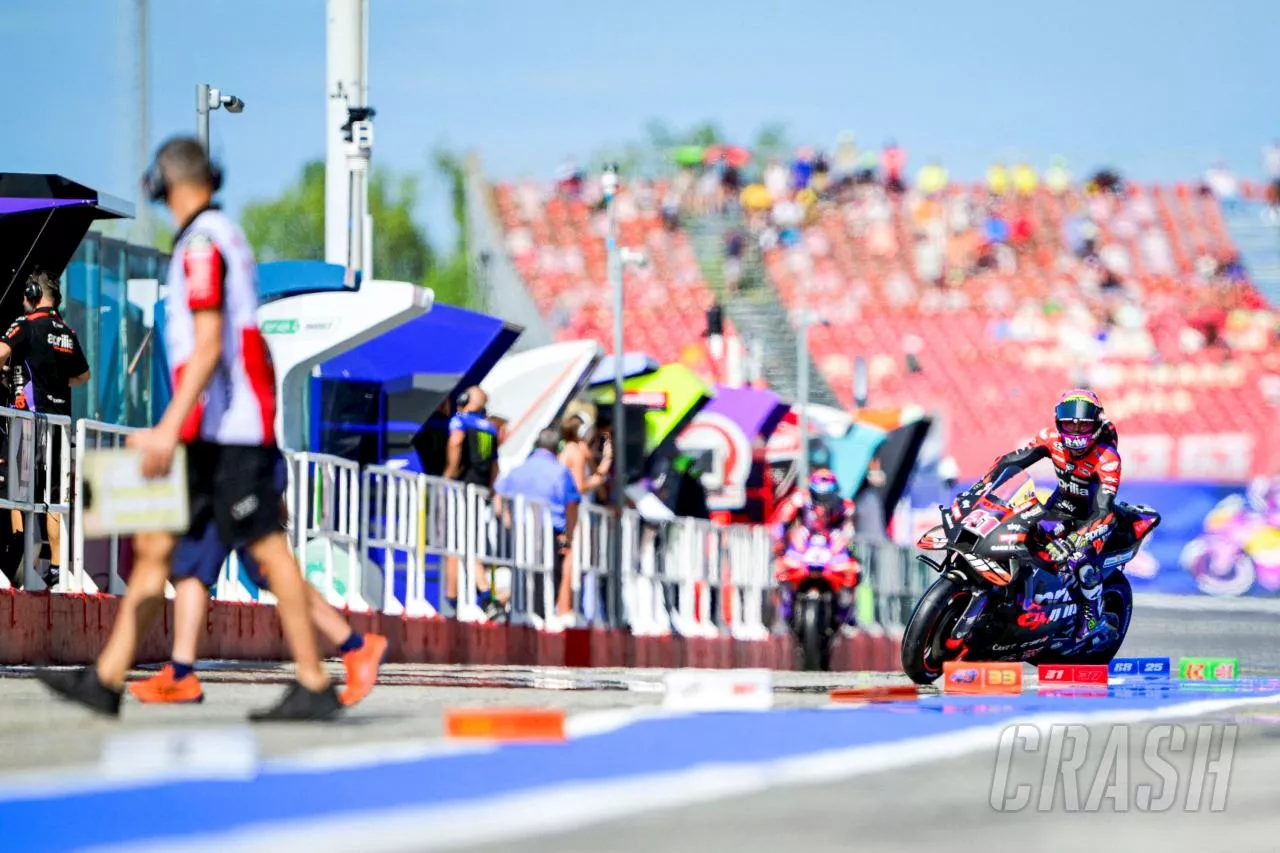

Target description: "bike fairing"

left=902, top=467, right=1159, bottom=683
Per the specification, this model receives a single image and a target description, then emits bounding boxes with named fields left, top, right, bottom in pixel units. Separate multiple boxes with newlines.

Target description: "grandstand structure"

left=476, top=162, right=1279, bottom=483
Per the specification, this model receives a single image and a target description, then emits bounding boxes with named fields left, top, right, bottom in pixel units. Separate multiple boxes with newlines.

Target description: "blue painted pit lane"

left=2, top=677, right=1279, bottom=852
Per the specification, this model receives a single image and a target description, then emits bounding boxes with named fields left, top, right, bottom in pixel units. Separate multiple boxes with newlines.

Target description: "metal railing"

left=285, top=452, right=364, bottom=611
left=0, top=408, right=74, bottom=593
left=23, top=415, right=938, bottom=641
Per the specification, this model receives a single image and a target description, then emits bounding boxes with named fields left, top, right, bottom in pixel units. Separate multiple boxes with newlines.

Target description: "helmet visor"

left=1054, top=397, right=1101, bottom=425
left=1058, top=419, right=1096, bottom=437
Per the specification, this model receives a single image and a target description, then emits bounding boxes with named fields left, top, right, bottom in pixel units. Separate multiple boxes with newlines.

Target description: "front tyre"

left=798, top=593, right=829, bottom=671
left=901, top=576, right=973, bottom=685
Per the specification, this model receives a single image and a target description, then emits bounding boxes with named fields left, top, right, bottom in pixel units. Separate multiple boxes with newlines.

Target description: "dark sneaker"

left=40, top=565, right=60, bottom=590
left=35, top=667, right=122, bottom=717
left=483, top=597, right=507, bottom=623
left=248, top=681, right=342, bottom=722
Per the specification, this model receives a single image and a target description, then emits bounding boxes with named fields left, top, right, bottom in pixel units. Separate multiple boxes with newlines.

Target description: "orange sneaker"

left=127, top=665, right=205, bottom=704
left=340, top=633, right=388, bottom=707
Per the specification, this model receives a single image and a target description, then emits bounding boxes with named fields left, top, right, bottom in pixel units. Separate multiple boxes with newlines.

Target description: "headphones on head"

left=24, top=274, right=60, bottom=310
left=455, top=389, right=470, bottom=409
left=575, top=412, right=593, bottom=441
left=142, top=150, right=224, bottom=203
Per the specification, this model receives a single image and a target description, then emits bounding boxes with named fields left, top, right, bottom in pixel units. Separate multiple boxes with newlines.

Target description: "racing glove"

left=1045, top=538, right=1075, bottom=564
left=1046, top=533, right=1085, bottom=564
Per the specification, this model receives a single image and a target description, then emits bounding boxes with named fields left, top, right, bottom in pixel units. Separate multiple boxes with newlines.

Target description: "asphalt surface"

left=481, top=714, right=1280, bottom=853
left=0, top=604, right=1275, bottom=852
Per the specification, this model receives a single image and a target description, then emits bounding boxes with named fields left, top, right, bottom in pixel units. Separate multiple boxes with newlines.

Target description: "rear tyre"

left=1072, top=571, right=1133, bottom=665
left=798, top=593, right=829, bottom=671
left=901, top=576, right=973, bottom=685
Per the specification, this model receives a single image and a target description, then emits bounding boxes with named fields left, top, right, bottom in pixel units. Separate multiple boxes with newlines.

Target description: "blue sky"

left=4, top=0, right=1277, bottom=251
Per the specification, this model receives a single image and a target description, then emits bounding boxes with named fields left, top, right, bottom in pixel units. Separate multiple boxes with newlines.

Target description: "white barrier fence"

left=0, top=407, right=73, bottom=593
left=6, top=414, right=922, bottom=638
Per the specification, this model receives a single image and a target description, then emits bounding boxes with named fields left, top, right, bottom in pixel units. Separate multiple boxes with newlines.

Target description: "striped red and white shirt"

left=164, top=208, right=277, bottom=447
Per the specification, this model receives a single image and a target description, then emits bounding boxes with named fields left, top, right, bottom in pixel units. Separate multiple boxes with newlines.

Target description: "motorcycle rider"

left=772, top=469, right=856, bottom=554
left=978, top=389, right=1121, bottom=642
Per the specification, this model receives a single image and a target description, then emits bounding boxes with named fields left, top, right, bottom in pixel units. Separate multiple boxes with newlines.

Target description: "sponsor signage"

left=1108, top=657, right=1171, bottom=678
left=622, top=390, right=669, bottom=410
left=1178, top=657, right=1238, bottom=681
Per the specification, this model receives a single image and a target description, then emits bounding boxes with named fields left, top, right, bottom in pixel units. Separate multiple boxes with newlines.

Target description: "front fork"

left=950, top=590, right=988, bottom=643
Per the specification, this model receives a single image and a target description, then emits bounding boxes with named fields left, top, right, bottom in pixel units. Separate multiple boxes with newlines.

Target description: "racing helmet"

left=1054, top=389, right=1104, bottom=457
left=807, top=469, right=843, bottom=519
left=808, top=468, right=839, bottom=498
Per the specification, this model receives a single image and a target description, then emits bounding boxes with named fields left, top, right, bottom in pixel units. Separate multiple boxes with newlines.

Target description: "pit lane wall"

left=0, top=414, right=906, bottom=672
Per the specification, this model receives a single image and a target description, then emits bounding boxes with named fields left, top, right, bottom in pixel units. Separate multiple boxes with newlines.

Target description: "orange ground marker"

left=942, top=661, right=1023, bottom=695
left=829, top=685, right=920, bottom=703
left=443, top=707, right=567, bottom=742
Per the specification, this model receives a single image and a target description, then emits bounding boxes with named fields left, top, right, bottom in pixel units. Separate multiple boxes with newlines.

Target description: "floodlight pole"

left=603, top=165, right=625, bottom=629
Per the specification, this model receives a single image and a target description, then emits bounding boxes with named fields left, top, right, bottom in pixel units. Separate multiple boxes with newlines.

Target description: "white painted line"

left=85, top=691, right=1280, bottom=853
left=1135, top=592, right=1280, bottom=614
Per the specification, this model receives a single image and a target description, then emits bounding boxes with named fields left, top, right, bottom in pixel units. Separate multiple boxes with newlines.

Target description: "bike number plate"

left=961, top=509, right=1001, bottom=538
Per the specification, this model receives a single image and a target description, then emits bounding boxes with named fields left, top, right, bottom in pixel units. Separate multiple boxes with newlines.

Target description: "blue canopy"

left=317, top=303, right=521, bottom=395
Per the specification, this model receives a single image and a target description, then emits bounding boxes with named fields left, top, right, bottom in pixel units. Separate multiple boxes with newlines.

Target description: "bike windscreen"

left=984, top=468, right=1038, bottom=509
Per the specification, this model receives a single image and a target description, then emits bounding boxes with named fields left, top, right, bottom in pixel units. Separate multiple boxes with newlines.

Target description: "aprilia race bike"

left=776, top=526, right=860, bottom=671
left=901, top=468, right=1160, bottom=685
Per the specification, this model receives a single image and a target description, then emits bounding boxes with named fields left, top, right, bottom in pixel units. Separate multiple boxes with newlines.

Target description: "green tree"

left=242, top=160, right=433, bottom=284
left=425, top=148, right=473, bottom=308
left=754, top=122, right=790, bottom=162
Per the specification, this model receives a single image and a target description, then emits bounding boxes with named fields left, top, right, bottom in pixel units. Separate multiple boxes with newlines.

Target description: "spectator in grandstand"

left=1044, top=156, right=1072, bottom=195
left=881, top=140, right=906, bottom=193
left=860, top=148, right=880, bottom=183
left=723, top=228, right=745, bottom=292
left=986, top=162, right=1010, bottom=196
left=1203, top=161, right=1240, bottom=210
left=444, top=386, right=500, bottom=616
left=1265, top=141, right=1280, bottom=180
left=556, top=158, right=583, bottom=199
left=1089, top=169, right=1123, bottom=195
left=495, top=428, right=580, bottom=624
left=916, top=159, right=949, bottom=196
left=835, top=132, right=858, bottom=177
left=1012, top=162, right=1038, bottom=196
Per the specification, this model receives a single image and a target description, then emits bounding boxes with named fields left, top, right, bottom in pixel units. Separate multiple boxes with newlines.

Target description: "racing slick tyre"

left=1071, top=571, right=1134, bottom=665
left=901, top=575, right=973, bottom=685
left=798, top=592, right=829, bottom=672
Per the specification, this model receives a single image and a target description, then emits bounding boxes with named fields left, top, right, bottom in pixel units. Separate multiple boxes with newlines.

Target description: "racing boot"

left=1072, top=561, right=1113, bottom=644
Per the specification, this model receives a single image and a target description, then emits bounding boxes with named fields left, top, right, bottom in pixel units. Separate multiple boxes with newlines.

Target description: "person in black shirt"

left=442, top=386, right=500, bottom=616
left=0, top=271, right=90, bottom=588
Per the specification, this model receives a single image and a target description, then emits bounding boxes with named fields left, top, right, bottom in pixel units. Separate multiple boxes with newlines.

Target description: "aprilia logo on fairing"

left=1033, top=588, right=1072, bottom=604
left=1061, top=480, right=1091, bottom=497
left=1048, top=603, right=1078, bottom=622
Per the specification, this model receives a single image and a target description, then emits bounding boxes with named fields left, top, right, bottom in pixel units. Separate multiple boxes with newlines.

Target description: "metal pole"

left=195, top=82, right=210, bottom=152
left=325, top=0, right=365, bottom=266
left=607, top=188, right=626, bottom=629
left=135, top=0, right=150, bottom=245
left=797, top=317, right=810, bottom=488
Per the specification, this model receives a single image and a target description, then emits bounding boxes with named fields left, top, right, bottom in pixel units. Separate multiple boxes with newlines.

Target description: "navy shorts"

left=171, top=448, right=289, bottom=590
